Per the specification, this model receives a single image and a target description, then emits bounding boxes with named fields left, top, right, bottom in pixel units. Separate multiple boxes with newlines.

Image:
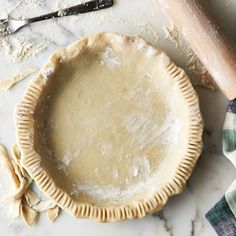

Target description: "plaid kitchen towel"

left=206, top=99, right=236, bottom=235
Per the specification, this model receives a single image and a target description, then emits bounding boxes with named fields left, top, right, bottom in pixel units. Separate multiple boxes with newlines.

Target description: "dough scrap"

left=10, top=145, right=32, bottom=200
left=0, top=69, right=37, bottom=90
left=33, top=199, right=56, bottom=212
left=12, top=177, right=32, bottom=201
left=20, top=202, right=39, bottom=226
left=0, top=144, right=20, bottom=188
left=47, top=205, right=60, bottom=222
left=24, top=190, right=40, bottom=207
left=0, top=143, right=60, bottom=226
left=12, top=144, right=21, bottom=165
left=12, top=145, right=30, bottom=181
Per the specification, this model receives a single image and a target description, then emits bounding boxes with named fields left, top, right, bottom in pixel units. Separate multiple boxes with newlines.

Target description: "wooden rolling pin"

left=158, top=0, right=236, bottom=100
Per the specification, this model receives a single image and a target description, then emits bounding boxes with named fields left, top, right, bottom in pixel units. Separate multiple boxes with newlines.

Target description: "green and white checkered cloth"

left=206, top=99, right=236, bottom=235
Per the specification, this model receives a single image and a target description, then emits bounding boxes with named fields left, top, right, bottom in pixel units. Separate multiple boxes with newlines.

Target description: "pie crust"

left=15, top=32, right=203, bottom=222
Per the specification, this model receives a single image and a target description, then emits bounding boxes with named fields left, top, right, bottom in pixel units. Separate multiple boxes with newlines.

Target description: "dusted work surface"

left=0, top=0, right=236, bottom=235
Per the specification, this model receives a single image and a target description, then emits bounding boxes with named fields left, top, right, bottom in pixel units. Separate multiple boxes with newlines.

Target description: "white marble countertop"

left=0, top=0, right=236, bottom=235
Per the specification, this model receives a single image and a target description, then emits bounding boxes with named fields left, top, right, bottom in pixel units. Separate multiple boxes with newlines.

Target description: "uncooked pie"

left=15, top=32, right=203, bottom=221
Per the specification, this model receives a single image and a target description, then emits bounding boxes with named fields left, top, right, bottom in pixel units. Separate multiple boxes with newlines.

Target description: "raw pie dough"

left=15, top=33, right=203, bottom=221
left=0, top=144, right=59, bottom=226
left=0, top=69, right=37, bottom=91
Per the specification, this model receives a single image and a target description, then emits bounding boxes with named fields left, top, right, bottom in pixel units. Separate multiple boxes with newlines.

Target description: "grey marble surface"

left=0, top=0, right=236, bottom=235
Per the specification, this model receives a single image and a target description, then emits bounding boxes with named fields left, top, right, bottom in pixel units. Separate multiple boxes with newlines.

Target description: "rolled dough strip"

left=20, top=203, right=39, bottom=226
left=0, top=69, right=37, bottom=90
left=12, top=145, right=30, bottom=180
left=12, top=177, right=32, bottom=200
left=158, top=0, right=236, bottom=99
left=11, top=161, right=24, bottom=181
left=24, top=190, right=40, bottom=207
left=0, top=144, right=20, bottom=188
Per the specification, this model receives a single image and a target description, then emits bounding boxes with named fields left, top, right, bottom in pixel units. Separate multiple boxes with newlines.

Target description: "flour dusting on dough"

left=131, top=156, right=151, bottom=179
left=133, top=38, right=156, bottom=58
left=71, top=158, right=153, bottom=204
left=125, top=110, right=180, bottom=150
left=94, top=168, right=100, bottom=176
left=100, top=47, right=120, bottom=68
left=111, top=35, right=124, bottom=44
left=41, top=66, right=55, bottom=79
left=61, top=151, right=72, bottom=166
left=31, top=33, right=193, bottom=209
left=70, top=155, right=154, bottom=204
left=101, top=142, right=113, bottom=156
left=112, top=169, right=119, bottom=179
left=132, top=165, right=139, bottom=177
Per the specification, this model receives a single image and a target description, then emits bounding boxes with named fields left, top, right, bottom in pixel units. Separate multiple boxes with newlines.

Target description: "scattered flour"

left=145, top=46, right=157, bottom=58
left=71, top=163, right=154, bottom=205
left=165, top=25, right=216, bottom=90
left=0, top=37, right=48, bottom=63
left=70, top=155, right=153, bottom=204
left=0, top=10, right=10, bottom=19
left=54, top=0, right=87, bottom=23
left=137, top=23, right=160, bottom=42
left=57, top=9, right=67, bottom=17
left=111, top=34, right=124, bottom=45
left=135, top=38, right=146, bottom=50
left=125, top=111, right=180, bottom=151
left=134, top=38, right=157, bottom=58
left=52, top=149, right=76, bottom=177
left=0, top=37, right=12, bottom=57
left=18, top=0, right=46, bottom=6
left=100, top=47, right=120, bottom=68
left=0, top=0, right=47, bottom=59
left=59, top=54, right=67, bottom=63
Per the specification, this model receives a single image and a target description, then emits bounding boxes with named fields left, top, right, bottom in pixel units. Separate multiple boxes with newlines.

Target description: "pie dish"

left=15, top=32, right=203, bottom=222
